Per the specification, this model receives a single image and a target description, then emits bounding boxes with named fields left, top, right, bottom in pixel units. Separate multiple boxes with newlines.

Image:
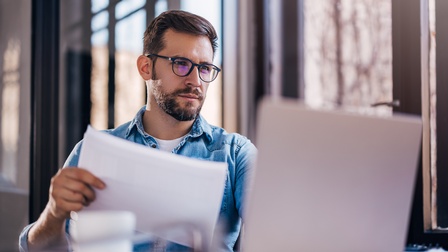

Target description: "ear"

left=137, top=55, right=152, bottom=80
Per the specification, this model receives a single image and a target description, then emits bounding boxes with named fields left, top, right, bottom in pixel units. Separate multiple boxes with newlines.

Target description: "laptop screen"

left=243, top=98, right=422, bottom=252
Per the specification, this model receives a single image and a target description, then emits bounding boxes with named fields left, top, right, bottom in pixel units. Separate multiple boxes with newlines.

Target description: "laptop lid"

left=243, top=98, right=422, bottom=252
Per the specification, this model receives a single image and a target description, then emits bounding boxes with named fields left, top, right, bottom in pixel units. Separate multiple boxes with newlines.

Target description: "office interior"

left=0, top=0, right=447, bottom=251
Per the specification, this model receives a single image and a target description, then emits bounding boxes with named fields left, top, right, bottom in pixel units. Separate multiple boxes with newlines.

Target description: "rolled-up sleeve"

left=18, top=220, right=72, bottom=251
left=19, top=223, right=34, bottom=252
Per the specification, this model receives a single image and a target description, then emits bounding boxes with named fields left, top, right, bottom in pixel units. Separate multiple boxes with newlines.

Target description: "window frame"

left=30, top=0, right=60, bottom=222
left=393, top=0, right=448, bottom=247
left=434, top=0, right=448, bottom=229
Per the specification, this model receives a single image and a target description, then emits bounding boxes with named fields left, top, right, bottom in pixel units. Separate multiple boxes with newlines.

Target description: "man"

left=20, top=10, right=256, bottom=251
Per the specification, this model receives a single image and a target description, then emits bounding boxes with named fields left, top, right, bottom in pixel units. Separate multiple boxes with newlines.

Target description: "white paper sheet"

left=78, top=126, right=227, bottom=248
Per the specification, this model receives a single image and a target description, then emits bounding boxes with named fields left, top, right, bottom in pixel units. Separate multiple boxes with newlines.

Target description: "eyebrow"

left=171, top=55, right=213, bottom=65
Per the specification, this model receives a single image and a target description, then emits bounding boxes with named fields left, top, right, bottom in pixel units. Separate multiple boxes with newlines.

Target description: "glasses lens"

left=172, top=59, right=192, bottom=76
left=199, top=64, right=219, bottom=82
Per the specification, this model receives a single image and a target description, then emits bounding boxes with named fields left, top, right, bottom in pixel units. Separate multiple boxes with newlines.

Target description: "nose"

left=185, top=66, right=202, bottom=87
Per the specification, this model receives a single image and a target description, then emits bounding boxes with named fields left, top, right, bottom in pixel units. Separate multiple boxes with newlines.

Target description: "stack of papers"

left=78, top=126, right=227, bottom=248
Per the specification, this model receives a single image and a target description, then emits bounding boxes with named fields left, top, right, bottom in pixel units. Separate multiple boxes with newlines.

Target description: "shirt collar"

left=125, top=106, right=213, bottom=142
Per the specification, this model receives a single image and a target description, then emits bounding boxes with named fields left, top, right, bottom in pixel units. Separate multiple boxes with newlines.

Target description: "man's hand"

left=47, top=168, right=106, bottom=221
left=27, top=167, right=105, bottom=250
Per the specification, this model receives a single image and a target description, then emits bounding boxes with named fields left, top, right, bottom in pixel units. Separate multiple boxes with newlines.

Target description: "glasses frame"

left=146, top=54, right=221, bottom=83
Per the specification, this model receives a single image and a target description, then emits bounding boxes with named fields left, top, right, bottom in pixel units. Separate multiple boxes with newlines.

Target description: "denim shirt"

left=19, top=106, right=257, bottom=252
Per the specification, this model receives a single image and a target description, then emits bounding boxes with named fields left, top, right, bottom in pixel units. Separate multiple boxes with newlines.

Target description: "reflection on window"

left=304, top=0, right=392, bottom=116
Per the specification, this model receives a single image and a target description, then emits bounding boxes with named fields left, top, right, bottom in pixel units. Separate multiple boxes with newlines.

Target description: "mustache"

left=173, top=87, right=204, bottom=100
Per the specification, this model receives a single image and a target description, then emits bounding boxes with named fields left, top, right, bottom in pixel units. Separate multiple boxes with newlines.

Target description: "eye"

left=173, top=59, right=190, bottom=66
left=199, top=65, right=212, bottom=74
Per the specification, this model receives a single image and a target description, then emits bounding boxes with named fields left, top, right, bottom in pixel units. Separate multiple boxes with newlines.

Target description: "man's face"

left=149, top=29, right=214, bottom=121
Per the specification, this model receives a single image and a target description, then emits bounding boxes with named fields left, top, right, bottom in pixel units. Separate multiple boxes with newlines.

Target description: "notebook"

left=242, top=98, right=422, bottom=252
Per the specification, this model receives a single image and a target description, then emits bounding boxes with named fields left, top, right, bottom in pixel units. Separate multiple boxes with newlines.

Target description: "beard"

left=151, top=81, right=205, bottom=121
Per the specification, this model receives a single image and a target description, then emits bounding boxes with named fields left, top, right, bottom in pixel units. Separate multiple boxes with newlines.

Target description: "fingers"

left=53, top=176, right=94, bottom=204
left=64, top=168, right=106, bottom=190
left=48, top=168, right=106, bottom=219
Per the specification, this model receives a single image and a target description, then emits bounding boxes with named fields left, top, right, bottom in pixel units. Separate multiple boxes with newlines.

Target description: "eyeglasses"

left=146, top=54, right=221, bottom=83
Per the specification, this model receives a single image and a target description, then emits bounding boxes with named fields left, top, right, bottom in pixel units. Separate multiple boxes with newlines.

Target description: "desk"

left=405, top=247, right=446, bottom=252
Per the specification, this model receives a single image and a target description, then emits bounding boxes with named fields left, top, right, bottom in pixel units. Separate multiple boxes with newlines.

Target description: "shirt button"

left=151, top=144, right=156, bottom=148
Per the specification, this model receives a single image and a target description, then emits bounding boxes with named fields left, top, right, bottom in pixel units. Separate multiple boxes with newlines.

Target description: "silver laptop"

left=243, top=98, right=422, bottom=252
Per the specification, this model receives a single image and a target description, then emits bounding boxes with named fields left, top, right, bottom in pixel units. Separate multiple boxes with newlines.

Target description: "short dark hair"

left=143, top=10, right=218, bottom=56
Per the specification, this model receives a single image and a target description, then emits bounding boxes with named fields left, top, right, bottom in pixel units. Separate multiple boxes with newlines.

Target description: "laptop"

left=242, top=98, right=422, bottom=252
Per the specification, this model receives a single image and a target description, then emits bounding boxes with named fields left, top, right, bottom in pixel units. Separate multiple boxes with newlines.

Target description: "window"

left=263, top=0, right=448, bottom=248
left=303, top=0, right=393, bottom=116
left=391, top=0, right=448, bottom=247
left=406, top=0, right=448, bottom=247
left=0, top=1, right=31, bottom=249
